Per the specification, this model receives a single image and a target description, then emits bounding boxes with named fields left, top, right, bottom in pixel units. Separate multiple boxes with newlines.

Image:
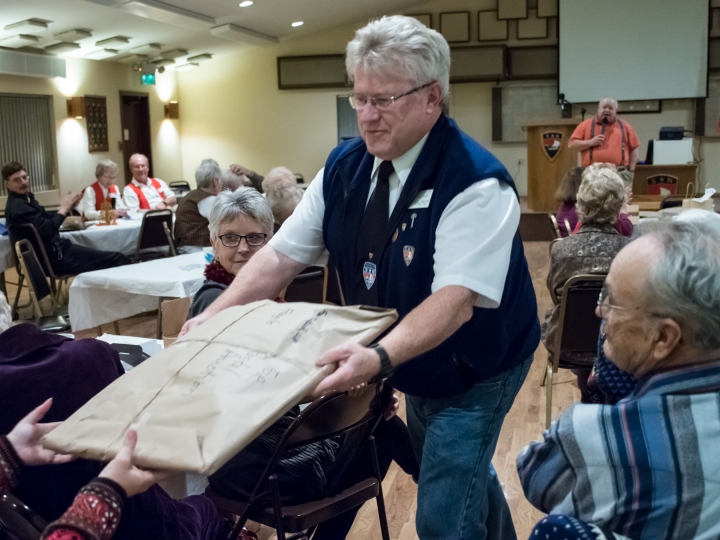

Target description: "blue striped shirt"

left=517, top=360, right=720, bottom=540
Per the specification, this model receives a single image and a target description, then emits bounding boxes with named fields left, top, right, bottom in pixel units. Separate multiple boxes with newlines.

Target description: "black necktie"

left=358, top=160, right=393, bottom=262
left=354, top=160, right=393, bottom=306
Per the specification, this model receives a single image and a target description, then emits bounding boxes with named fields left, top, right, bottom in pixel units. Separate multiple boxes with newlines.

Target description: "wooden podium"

left=524, top=119, right=580, bottom=212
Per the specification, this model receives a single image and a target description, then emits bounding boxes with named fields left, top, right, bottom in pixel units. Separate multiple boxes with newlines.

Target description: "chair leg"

left=113, top=320, right=120, bottom=335
left=269, top=474, right=285, bottom=540
left=545, top=366, right=554, bottom=429
left=11, top=273, right=24, bottom=319
left=156, top=297, right=163, bottom=339
left=0, top=271, right=6, bottom=299
left=369, top=436, right=391, bottom=540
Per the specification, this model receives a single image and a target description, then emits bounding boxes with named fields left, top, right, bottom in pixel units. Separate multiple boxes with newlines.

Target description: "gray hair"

left=208, top=187, right=274, bottom=241
left=0, top=292, right=10, bottom=334
left=195, top=159, right=221, bottom=189
left=262, top=166, right=296, bottom=193
left=346, top=15, right=451, bottom=103
left=267, top=185, right=304, bottom=225
left=220, top=169, right=248, bottom=192
left=644, top=221, right=720, bottom=350
left=576, top=165, right=625, bottom=224
left=95, top=159, right=118, bottom=179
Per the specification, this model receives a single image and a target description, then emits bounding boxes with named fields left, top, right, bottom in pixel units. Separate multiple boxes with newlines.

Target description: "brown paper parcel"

left=43, top=300, right=397, bottom=474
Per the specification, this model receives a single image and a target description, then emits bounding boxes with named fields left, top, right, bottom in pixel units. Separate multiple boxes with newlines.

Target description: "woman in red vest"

left=78, top=160, right=127, bottom=221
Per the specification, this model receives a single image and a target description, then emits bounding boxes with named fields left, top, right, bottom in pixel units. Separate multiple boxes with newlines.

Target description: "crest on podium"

left=542, top=131, right=563, bottom=161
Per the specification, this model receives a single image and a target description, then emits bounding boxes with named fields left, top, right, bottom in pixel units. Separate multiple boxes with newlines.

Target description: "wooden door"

left=119, top=92, right=153, bottom=185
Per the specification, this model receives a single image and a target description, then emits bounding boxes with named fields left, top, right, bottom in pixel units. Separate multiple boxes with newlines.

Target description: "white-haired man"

left=182, top=16, right=539, bottom=539
left=174, top=158, right=222, bottom=252
left=519, top=220, right=720, bottom=540
left=122, top=154, right=176, bottom=212
left=568, top=98, right=640, bottom=186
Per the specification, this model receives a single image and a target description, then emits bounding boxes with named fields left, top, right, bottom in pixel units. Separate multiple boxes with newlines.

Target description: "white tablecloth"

left=0, top=235, right=12, bottom=274
left=69, top=252, right=206, bottom=331
left=60, top=218, right=142, bottom=257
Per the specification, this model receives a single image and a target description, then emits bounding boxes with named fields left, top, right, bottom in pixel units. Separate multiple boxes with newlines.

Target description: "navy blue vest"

left=322, top=115, right=540, bottom=399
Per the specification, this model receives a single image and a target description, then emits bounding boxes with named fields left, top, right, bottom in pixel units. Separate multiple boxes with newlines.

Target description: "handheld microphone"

left=601, top=117, right=608, bottom=135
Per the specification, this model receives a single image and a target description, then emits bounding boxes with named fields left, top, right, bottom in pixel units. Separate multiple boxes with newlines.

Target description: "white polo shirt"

left=78, top=183, right=127, bottom=221
left=269, top=136, right=520, bottom=309
left=122, top=178, right=173, bottom=211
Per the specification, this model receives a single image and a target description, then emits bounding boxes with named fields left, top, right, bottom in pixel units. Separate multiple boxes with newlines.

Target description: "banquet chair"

left=14, top=239, right=70, bottom=333
left=169, top=181, right=191, bottom=197
left=205, top=382, right=393, bottom=540
left=284, top=266, right=327, bottom=304
left=548, top=214, right=562, bottom=239
left=543, top=274, right=605, bottom=428
left=0, top=493, right=47, bottom=540
left=134, top=210, right=177, bottom=263
left=8, top=223, right=74, bottom=306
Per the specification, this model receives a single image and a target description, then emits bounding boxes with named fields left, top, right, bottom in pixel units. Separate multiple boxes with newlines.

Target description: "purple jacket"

left=556, top=202, right=633, bottom=238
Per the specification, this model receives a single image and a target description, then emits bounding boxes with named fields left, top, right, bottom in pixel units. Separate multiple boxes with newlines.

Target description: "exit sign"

left=141, top=73, right=155, bottom=86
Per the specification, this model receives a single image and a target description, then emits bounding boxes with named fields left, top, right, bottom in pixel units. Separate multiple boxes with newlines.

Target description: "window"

left=0, top=93, right=56, bottom=196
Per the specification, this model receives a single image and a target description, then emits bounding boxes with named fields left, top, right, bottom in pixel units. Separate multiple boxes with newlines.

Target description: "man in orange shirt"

left=568, top=98, right=640, bottom=186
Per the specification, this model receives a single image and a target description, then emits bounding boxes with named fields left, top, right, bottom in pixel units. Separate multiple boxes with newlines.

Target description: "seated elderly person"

left=266, top=184, right=304, bottom=231
left=229, top=163, right=264, bottom=192
left=188, top=187, right=277, bottom=317
left=0, top=291, right=230, bottom=540
left=219, top=168, right=249, bottom=192
left=174, top=159, right=223, bottom=253
left=122, top=154, right=176, bottom=212
left=78, top=160, right=127, bottom=221
left=518, top=220, right=720, bottom=540
left=261, top=166, right=296, bottom=195
left=542, top=165, right=630, bottom=402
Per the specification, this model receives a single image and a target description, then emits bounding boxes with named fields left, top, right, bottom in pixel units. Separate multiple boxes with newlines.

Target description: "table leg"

left=156, top=297, right=163, bottom=340
left=113, top=320, right=120, bottom=335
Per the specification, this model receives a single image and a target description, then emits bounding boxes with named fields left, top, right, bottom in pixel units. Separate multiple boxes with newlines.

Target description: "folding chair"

left=134, top=209, right=177, bottom=263
left=14, top=239, right=70, bottom=333
left=9, top=223, right=74, bottom=305
left=205, top=382, right=393, bottom=540
left=548, top=214, right=562, bottom=239
left=284, top=266, right=327, bottom=304
left=543, top=274, right=605, bottom=428
left=0, top=493, right=47, bottom=540
left=169, top=180, right=191, bottom=196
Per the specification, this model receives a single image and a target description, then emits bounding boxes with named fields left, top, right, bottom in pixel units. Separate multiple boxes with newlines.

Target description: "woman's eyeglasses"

left=218, top=233, right=267, bottom=248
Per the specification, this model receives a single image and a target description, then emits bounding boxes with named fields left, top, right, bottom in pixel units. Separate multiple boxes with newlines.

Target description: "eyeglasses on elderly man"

left=348, top=81, right=435, bottom=111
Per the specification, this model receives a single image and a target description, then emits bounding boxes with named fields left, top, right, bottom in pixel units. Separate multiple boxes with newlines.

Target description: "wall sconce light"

left=164, top=101, right=179, bottom=119
left=66, top=96, right=86, bottom=119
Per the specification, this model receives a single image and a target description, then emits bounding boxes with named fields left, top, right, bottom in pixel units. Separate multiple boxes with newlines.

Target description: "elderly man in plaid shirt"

left=518, top=219, right=720, bottom=540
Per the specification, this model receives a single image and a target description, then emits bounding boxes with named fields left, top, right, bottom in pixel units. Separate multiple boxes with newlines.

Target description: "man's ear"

left=652, top=318, right=683, bottom=362
left=426, top=82, right=444, bottom=113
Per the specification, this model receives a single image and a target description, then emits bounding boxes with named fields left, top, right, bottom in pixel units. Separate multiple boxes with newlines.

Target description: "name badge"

left=409, top=189, right=433, bottom=209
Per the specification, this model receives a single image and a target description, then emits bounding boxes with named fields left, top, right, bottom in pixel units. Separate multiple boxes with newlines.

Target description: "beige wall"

left=178, top=0, right=719, bottom=195
left=0, top=56, right=181, bottom=207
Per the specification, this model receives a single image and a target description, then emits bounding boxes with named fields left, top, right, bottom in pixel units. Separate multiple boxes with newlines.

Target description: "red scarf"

left=203, top=260, right=285, bottom=302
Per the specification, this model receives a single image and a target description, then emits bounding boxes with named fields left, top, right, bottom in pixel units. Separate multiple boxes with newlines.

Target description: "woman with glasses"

left=188, top=187, right=278, bottom=319
left=542, top=164, right=630, bottom=402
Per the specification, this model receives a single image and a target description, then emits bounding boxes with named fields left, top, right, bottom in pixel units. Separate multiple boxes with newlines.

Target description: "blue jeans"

left=405, top=356, right=533, bottom=540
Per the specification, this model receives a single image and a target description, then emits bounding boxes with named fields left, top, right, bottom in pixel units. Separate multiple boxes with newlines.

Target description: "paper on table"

left=43, top=300, right=397, bottom=474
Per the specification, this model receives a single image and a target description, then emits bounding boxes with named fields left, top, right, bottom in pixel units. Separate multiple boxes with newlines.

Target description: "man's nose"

left=358, top=104, right=381, bottom=121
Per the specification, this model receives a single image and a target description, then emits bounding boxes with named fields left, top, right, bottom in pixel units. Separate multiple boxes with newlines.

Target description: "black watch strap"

left=370, top=343, right=394, bottom=379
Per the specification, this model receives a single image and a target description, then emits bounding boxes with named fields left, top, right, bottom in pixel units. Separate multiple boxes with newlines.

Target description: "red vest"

left=90, top=181, right=118, bottom=210
left=128, top=178, right=164, bottom=210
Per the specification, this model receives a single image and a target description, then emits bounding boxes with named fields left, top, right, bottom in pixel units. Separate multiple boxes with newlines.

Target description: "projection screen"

left=559, top=0, right=709, bottom=103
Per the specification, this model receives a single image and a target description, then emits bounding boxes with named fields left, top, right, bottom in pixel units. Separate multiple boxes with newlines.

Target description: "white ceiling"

left=0, top=0, right=429, bottom=68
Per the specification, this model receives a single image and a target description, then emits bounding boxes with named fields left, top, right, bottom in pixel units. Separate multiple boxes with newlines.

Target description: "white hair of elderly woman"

left=645, top=220, right=720, bottom=351
left=576, top=165, right=625, bottom=224
left=267, top=185, right=304, bottom=225
left=195, top=158, right=222, bottom=190
left=209, top=186, right=274, bottom=241
left=262, top=166, right=296, bottom=194
left=0, top=292, right=11, bottom=334
left=345, top=15, right=451, bottom=103
left=95, top=159, right=119, bottom=179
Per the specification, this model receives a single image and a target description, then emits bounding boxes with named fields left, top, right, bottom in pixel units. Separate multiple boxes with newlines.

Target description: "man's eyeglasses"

left=218, top=233, right=267, bottom=248
left=348, top=81, right=435, bottom=111
left=597, top=284, right=664, bottom=319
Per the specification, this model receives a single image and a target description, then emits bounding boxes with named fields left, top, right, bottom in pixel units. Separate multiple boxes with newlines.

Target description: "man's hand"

left=6, top=398, right=74, bottom=466
left=314, top=343, right=382, bottom=395
left=590, top=134, right=605, bottom=147
left=58, top=192, right=80, bottom=215
left=383, top=392, right=400, bottom=421
left=114, top=209, right=128, bottom=219
left=153, top=201, right=167, bottom=210
left=100, top=430, right=168, bottom=497
left=180, top=310, right=213, bottom=337
left=230, top=164, right=253, bottom=178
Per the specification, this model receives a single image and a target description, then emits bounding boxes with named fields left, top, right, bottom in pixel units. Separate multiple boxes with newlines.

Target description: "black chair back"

left=16, top=240, right=52, bottom=304
left=135, top=210, right=176, bottom=261
left=169, top=181, right=191, bottom=195
left=554, top=274, right=605, bottom=363
left=284, top=266, right=326, bottom=304
left=0, top=493, right=47, bottom=540
left=8, top=224, right=54, bottom=278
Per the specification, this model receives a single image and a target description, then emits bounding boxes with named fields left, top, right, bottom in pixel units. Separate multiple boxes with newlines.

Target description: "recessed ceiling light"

left=174, top=63, right=199, bottom=71
left=239, top=1, right=253, bottom=6
left=291, top=21, right=303, bottom=27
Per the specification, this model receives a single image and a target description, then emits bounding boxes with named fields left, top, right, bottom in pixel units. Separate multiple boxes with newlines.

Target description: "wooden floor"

left=3, top=241, right=579, bottom=540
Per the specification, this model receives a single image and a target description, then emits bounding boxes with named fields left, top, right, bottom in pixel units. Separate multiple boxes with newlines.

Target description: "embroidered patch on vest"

left=363, top=261, right=377, bottom=290
left=403, top=246, right=415, bottom=266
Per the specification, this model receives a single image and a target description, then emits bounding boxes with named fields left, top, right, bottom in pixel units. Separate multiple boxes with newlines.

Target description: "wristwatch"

left=370, top=343, right=394, bottom=380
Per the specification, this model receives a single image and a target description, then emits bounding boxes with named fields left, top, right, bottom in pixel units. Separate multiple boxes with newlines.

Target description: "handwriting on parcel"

left=43, top=300, right=397, bottom=474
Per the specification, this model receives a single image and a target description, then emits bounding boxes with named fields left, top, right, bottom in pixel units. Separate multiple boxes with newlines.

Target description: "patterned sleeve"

left=0, top=435, right=23, bottom=496
left=41, top=478, right=126, bottom=540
